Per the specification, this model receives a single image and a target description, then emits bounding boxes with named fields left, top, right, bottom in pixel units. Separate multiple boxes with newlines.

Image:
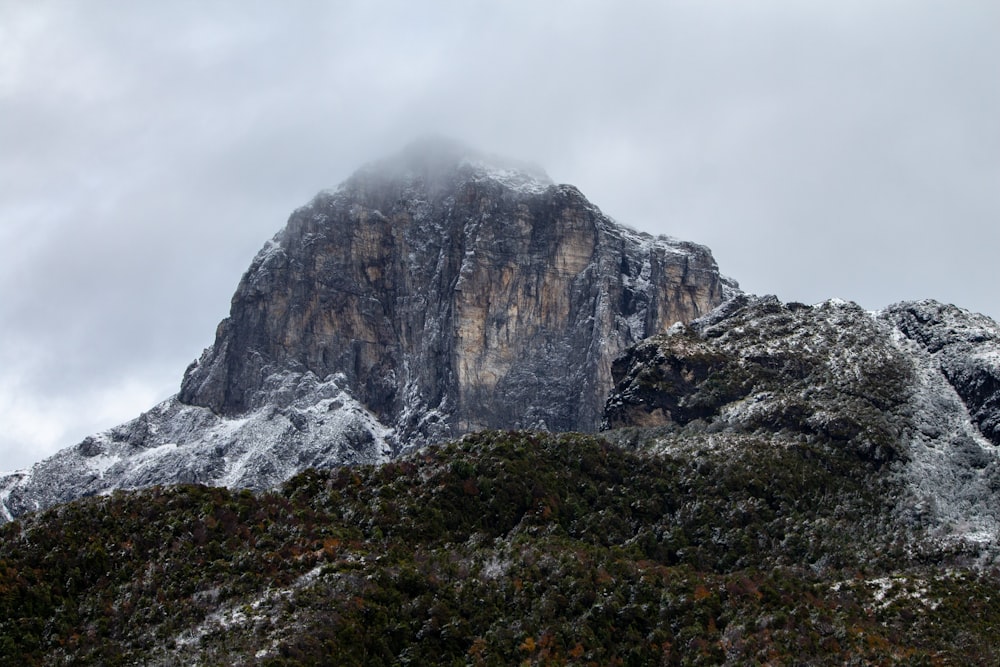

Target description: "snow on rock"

left=465, top=159, right=553, bottom=195
left=0, top=372, right=390, bottom=521
left=880, top=301, right=1000, bottom=556
left=604, top=294, right=1000, bottom=560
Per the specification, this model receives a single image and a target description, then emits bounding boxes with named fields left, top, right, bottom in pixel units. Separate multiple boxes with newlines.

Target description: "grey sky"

left=2, top=1, right=998, bottom=471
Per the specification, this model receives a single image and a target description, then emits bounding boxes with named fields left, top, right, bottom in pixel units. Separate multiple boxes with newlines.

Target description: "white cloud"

left=0, top=0, right=998, bottom=470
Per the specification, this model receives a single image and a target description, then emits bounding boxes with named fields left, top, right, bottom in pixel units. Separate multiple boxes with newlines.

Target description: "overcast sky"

left=2, top=1, right=998, bottom=472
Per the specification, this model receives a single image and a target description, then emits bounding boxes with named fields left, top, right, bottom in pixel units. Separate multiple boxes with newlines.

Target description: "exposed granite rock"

left=180, top=138, right=735, bottom=451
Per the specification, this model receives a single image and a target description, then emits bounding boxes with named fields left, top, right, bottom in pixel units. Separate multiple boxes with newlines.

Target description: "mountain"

left=3, top=136, right=1000, bottom=662
left=604, top=294, right=1000, bottom=556
left=0, top=138, right=735, bottom=521
left=4, top=294, right=1000, bottom=663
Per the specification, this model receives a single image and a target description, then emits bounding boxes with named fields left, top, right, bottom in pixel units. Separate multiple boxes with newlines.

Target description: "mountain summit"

left=179, top=138, right=735, bottom=440
left=1, top=140, right=736, bottom=520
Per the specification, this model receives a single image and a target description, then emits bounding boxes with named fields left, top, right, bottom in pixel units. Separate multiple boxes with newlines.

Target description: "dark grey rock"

left=603, top=296, right=912, bottom=464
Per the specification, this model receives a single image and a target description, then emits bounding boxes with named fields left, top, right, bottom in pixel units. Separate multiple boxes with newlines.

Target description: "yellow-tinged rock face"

left=180, top=145, right=735, bottom=452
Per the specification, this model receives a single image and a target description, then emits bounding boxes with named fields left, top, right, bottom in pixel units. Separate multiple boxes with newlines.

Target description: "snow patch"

left=0, top=371, right=393, bottom=521
left=173, top=565, right=327, bottom=654
left=887, top=322, right=1000, bottom=549
left=83, top=452, right=122, bottom=477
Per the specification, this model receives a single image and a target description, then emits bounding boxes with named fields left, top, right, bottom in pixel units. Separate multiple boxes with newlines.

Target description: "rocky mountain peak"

left=178, top=140, right=734, bottom=449
left=1, top=141, right=734, bottom=520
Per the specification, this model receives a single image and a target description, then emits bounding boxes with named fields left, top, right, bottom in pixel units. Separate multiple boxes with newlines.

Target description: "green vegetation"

left=1, top=430, right=998, bottom=664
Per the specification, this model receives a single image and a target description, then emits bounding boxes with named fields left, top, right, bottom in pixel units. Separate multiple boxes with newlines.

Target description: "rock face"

left=885, top=300, right=1000, bottom=448
left=179, top=137, right=735, bottom=449
left=0, top=138, right=734, bottom=520
left=603, top=295, right=1000, bottom=555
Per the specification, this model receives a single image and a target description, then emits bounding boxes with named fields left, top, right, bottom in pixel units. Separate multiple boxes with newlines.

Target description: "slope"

left=3, top=431, right=998, bottom=665
left=604, top=294, right=1000, bottom=560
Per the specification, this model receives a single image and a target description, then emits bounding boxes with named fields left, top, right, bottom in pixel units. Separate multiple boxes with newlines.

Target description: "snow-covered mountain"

left=603, top=295, right=1000, bottom=560
left=0, top=138, right=734, bottom=520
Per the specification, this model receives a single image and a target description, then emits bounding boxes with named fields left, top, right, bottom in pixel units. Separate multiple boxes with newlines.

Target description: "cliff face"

left=179, top=139, right=734, bottom=450
left=0, top=139, right=734, bottom=520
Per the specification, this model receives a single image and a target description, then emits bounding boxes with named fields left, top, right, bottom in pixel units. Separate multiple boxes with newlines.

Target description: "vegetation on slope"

left=1, top=430, right=998, bottom=665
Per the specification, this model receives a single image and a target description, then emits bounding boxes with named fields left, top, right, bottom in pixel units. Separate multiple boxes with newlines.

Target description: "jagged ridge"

left=603, top=295, right=1000, bottom=557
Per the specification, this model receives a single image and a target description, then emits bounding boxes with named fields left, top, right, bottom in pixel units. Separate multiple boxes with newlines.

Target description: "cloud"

left=0, top=363, right=167, bottom=473
left=1, top=0, right=998, bottom=470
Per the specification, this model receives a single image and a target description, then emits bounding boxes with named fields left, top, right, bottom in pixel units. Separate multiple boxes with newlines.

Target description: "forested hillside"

left=2, top=430, right=998, bottom=665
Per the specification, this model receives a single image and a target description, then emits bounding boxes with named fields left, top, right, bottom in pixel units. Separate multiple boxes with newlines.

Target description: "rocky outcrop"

left=603, top=296, right=913, bottom=463
left=179, top=137, right=735, bottom=450
left=602, top=295, right=1000, bottom=557
left=885, top=300, right=1000, bottom=447
left=0, top=138, right=734, bottom=520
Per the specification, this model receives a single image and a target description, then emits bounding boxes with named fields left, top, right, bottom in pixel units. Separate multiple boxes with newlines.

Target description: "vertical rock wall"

left=179, top=142, right=735, bottom=451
